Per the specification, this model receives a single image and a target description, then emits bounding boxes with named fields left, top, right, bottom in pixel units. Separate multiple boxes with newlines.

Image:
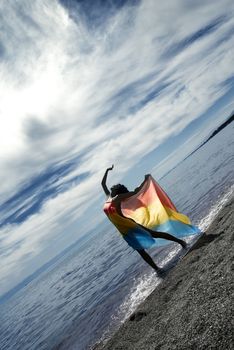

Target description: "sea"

left=0, top=123, right=233, bottom=350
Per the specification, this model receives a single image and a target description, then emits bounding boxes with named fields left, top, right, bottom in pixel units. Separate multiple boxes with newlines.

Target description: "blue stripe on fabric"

left=153, top=220, right=201, bottom=238
left=123, top=220, right=201, bottom=250
left=123, top=227, right=156, bottom=250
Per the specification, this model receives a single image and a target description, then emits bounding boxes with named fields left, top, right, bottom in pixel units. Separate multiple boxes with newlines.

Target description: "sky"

left=0, top=0, right=234, bottom=297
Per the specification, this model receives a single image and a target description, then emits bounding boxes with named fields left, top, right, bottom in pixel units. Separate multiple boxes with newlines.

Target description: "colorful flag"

left=103, top=175, right=200, bottom=250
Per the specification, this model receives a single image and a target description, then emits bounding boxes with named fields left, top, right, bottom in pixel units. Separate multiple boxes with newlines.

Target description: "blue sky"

left=0, top=0, right=234, bottom=296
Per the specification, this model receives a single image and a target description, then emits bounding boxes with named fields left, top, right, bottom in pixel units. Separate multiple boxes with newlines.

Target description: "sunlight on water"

left=114, top=273, right=160, bottom=323
left=199, top=185, right=234, bottom=231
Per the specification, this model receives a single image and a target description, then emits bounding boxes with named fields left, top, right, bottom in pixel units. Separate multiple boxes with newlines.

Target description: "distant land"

left=162, top=111, right=234, bottom=179
left=184, top=112, right=234, bottom=160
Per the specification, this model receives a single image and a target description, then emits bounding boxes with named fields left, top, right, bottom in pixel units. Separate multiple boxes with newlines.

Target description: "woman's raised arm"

left=101, top=165, right=114, bottom=196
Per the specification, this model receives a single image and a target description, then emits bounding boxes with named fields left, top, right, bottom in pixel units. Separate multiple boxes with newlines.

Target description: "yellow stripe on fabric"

left=123, top=202, right=191, bottom=228
left=166, top=207, right=191, bottom=225
left=108, top=213, right=137, bottom=235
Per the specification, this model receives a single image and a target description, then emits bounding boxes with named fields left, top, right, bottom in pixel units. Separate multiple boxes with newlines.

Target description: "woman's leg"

left=136, top=249, right=159, bottom=271
left=139, top=225, right=187, bottom=248
left=150, top=229, right=186, bottom=248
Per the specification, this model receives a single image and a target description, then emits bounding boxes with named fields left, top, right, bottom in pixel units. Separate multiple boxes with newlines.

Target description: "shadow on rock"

left=190, top=232, right=223, bottom=252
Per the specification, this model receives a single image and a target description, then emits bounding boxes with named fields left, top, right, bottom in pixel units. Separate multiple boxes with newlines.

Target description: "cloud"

left=161, top=14, right=227, bottom=59
left=0, top=0, right=234, bottom=295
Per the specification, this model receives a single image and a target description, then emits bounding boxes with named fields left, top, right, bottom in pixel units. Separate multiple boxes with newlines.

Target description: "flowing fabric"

left=103, top=175, right=200, bottom=250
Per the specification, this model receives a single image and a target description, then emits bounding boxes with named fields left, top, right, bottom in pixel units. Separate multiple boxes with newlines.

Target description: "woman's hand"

left=107, top=164, right=114, bottom=172
left=144, top=174, right=151, bottom=180
left=134, top=174, right=151, bottom=194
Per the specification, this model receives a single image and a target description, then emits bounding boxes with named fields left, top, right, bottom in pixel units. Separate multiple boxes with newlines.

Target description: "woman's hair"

left=110, top=184, right=129, bottom=197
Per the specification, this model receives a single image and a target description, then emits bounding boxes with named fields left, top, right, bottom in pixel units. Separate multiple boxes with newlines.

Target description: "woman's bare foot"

left=180, top=240, right=187, bottom=249
left=156, top=267, right=167, bottom=277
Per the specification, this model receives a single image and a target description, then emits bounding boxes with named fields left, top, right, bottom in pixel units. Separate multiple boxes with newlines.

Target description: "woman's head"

left=110, top=184, right=129, bottom=197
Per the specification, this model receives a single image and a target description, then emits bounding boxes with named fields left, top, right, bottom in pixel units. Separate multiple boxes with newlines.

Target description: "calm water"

left=0, top=124, right=233, bottom=350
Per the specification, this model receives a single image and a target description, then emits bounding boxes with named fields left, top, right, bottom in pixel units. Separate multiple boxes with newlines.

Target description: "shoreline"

left=94, top=197, right=234, bottom=349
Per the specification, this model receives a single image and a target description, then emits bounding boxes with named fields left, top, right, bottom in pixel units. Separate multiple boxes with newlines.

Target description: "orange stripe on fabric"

left=121, top=176, right=176, bottom=214
left=151, top=178, right=177, bottom=211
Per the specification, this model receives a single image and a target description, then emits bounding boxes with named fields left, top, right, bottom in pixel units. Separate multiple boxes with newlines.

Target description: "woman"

left=102, top=165, right=187, bottom=272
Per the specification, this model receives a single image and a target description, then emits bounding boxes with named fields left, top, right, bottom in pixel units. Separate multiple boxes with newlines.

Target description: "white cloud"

left=0, top=0, right=234, bottom=295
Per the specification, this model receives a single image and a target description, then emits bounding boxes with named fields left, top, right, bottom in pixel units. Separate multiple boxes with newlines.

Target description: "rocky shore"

left=95, top=197, right=234, bottom=350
